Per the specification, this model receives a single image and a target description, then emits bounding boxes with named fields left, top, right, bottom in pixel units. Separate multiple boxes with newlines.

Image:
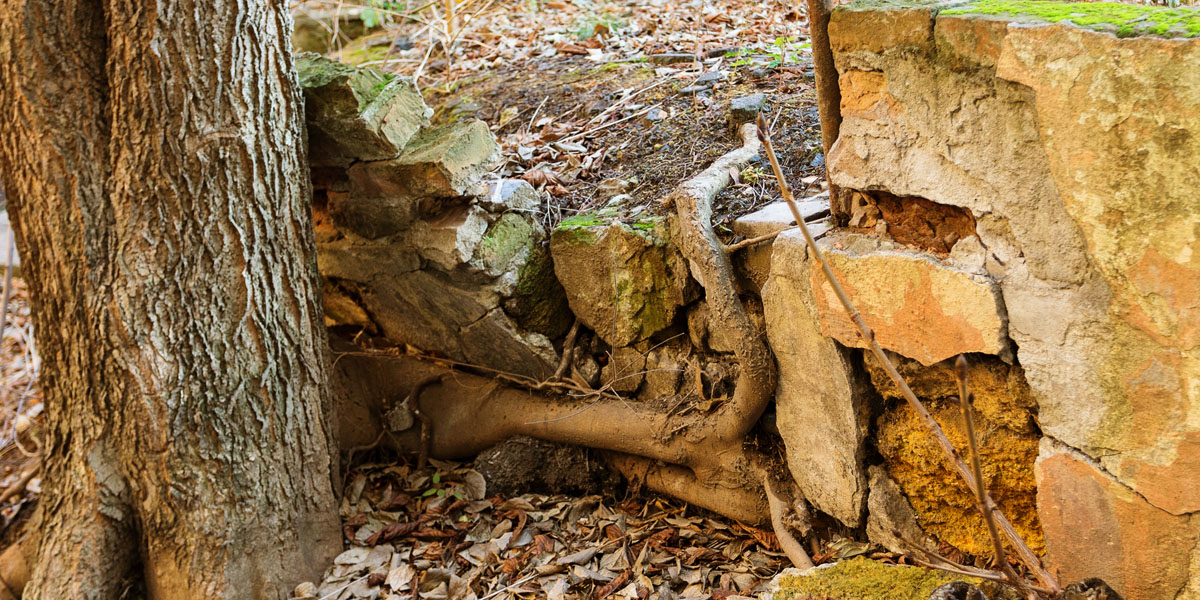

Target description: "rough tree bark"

left=0, top=0, right=342, bottom=598
left=804, top=0, right=847, bottom=222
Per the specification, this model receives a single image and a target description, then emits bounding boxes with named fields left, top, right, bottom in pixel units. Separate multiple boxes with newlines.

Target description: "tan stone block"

left=764, top=230, right=870, bottom=527
left=809, top=232, right=1007, bottom=366
left=934, top=14, right=1008, bottom=69
left=829, top=7, right=934, bottom=55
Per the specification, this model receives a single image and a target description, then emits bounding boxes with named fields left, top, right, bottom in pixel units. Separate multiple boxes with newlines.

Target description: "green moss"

left=510, top=246, right=573, bottom=338
left=478, top=214, right=538, bottom=273
left=557, top=213, right=607, bottom=229
left=943, top=0, right=1200, bottom=38
left=773, top=557, right=1002, bottom=600
left=296, top=53, right=398, bottom=112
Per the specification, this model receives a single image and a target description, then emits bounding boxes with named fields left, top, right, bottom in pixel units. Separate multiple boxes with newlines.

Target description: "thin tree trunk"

left=805, top=0, right=847, bottom=222
left=0, top=0, right=343, bottom=597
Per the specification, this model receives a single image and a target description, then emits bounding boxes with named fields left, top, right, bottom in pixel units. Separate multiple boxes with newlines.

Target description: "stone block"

left=390, top=120, right=501, bottom=198
left=996, top=24, right=1200, bottom=515
left=731, top=195, right=829, bottom=293
left=298, top=53, right=430, bottom=165
left=829, top=6, right=934, bottom=55
left=550, top=216, right=692, bottom=348
left=601, top=346, right=646, bottom=394
left=865, top=465, right=934, bottom=555
left=809, top=232, right=1008, bottom=366
left=763, top=230, right=870, bottom=527
left=1036, top=440, right=1200, bottom=600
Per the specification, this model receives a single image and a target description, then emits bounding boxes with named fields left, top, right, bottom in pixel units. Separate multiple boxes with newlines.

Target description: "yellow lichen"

left=772, top=557, right=1010, bottom=600
left=868, top=355, right=1045, bottom=555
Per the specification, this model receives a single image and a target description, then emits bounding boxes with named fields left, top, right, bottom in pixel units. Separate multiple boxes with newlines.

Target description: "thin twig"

left=723, top=227, right=790, bottom=254
left=558, top=102, right=665, bottom=144
left=755, top=114, right=1059, bottom=594
left=956, top=355, right=1034, bottom=597
left=478, top=574, right=537, bottom=600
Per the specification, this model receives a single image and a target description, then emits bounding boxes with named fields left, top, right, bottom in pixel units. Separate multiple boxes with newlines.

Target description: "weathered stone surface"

left=731, top=194, right=829, bottom=293
left=809, top=232, right=1008, bottom=366
left=390, top=120, right=501, bottom=198
left=828, top=6, right=934, bottom=54
left=732, top=196, right=829, bottom=239
left=1036, top=439, right=1200, bottom=600
left=504, top=244, right=572, bottom=339
left=870, top=354, right=1043, bottom=555
left=865, top=465, right=934, bottom=555
left=827, top=6, right=1200, bottom=527
left=298, top=54, right=430, bottom=165
left=641, top=343, right=685, bottom=400
left=763, top=230, right=869, bottom=527
left=318, top=158, right=560, bottom=379
left=996, top=23, right=1200, bottom=516
left=480, top=179, right=542, bottom=214
left=550, top=216, right=692, bottom=348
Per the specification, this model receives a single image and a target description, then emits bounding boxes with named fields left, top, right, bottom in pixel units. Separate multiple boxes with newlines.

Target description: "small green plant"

left=572, top=13, right=627, bottom=39
left=420, top=471, right=465, bottom=500
left=729, top=37, right=812, bottom=69
left=360, top=0, right=412, bottom=28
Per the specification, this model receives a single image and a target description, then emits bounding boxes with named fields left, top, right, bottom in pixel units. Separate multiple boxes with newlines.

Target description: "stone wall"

left=300, top=10, right=1200, bottom=594
left=815, top=2, right=1199, bottom=598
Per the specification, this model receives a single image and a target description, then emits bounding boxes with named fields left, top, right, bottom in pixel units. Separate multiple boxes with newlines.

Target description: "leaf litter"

left=299, top=458, right=793, bottom=600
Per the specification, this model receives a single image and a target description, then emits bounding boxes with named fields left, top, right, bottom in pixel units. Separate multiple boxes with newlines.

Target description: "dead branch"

left=956, top=355, right=1034, bottom=597
left=723, top=227, right=792, bottom=254
left=756, top=115, right=1059, bottom=593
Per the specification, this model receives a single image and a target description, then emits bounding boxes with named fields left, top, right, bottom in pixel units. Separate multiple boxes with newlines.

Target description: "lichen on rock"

left=297, top=53, right=431, bottom=165
left=870, top=354, right=1044, bottom=555
left=550, top=214, right=693, bottom=347
left=770, top=557, right=1008, bottom=600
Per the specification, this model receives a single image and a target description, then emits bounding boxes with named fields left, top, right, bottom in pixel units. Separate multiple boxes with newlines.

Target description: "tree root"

left=605, top=453, right=767, bottom=526
left=336, top=124, right=781, bottom=527
left=765, top=474, right=814, bottom=569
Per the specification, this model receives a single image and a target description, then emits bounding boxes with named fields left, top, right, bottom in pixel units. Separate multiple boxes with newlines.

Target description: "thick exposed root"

left=605, top=452, right=768, bottom=525
left=335, top=125, right=781, bottom=526
left=22, top=451, right=138, bottom=600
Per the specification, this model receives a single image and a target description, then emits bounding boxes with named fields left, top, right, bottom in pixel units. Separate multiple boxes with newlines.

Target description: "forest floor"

left=305, top=452, right=887, bottom=600
left=0, top=276, right=40, bottom=547
left=302, top=0, right=828, bottom=236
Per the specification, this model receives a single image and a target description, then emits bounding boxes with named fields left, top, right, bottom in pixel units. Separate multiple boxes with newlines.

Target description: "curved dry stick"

left=757, top=116, right=1059, bottom=593
left=765, top=474, right=814, bottom=569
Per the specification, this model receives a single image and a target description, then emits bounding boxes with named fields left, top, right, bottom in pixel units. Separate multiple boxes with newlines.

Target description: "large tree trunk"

left=0, top=0, right=342, bottom=597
